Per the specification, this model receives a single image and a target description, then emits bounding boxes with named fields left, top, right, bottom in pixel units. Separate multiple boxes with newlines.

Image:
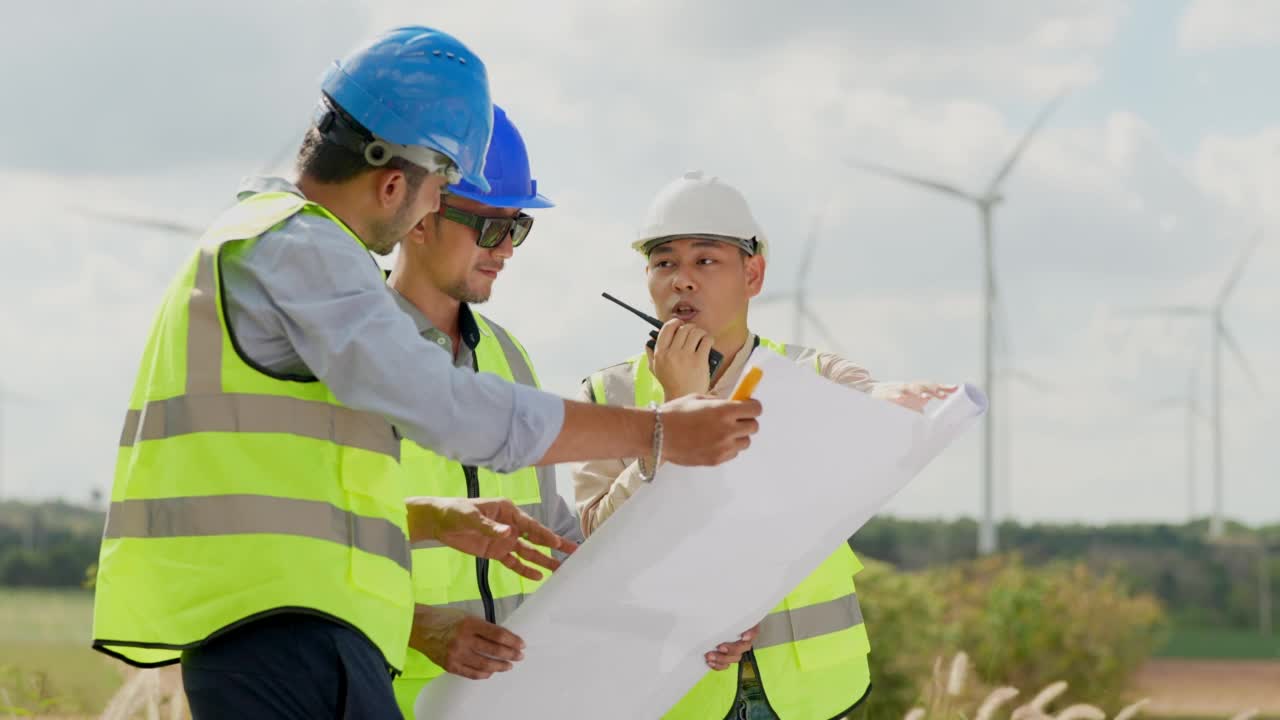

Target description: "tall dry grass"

left=898, top=651, right=1262, bottom=720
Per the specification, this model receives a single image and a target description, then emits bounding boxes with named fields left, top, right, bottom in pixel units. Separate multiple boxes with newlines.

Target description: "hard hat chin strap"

left=317, top=96, right=461, bottom=184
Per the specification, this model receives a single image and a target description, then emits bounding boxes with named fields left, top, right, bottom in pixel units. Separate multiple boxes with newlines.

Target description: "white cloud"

left=1178, top=0, right=1280, bottom=51
left=3, top=1, right=1278, bottom=526
left=1193, top=126, right=1280, bottom=225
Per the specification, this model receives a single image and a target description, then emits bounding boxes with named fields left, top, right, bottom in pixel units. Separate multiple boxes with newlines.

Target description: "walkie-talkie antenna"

left=601, top=292, right=725, bottom=378
left=602, top=292, right=663, bottom=329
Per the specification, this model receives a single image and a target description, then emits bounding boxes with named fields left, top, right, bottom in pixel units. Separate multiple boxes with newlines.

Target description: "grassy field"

left=1156, top=625, right=1280, bottom=660
left=0, top=589, right=124, bottom=715
left=1, top=588, right=1277, bottom=718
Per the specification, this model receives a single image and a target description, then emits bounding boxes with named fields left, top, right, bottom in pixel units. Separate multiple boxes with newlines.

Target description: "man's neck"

left=388, top=268, right=463, bottom=353
left=710, top=325, right=750, bottom=388
left=295, top=175, right=373, bottom=246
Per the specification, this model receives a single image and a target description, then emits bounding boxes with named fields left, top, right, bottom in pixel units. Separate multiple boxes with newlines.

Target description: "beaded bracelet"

left=636, top=401, right=664, bottom=482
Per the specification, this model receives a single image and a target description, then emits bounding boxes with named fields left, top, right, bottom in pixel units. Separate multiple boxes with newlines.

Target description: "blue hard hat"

left=448, top=105, right=553, bottom=209
left=322, top=26, right=493, bottom=191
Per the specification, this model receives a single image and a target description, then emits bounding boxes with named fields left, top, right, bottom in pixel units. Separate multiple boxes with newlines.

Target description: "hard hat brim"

left=448, top=187, right=554, bottom=209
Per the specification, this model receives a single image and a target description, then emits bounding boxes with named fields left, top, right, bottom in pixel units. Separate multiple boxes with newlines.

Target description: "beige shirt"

left=572, top=333, right=876, bottom=537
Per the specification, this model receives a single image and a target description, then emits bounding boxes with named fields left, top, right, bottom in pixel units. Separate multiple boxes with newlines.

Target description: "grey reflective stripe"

left=408, top=502, right=543, bottom=551
left=430, top=594, right=527, bottom=622
left=531, top=466, right=555, bottom=525
left=118, top=247, right=397, bottom=458
left=754, top=593, right=864, bottom=650
left=491, top=593, right=525, bottom=624
left=187, top=249, right=223, bottom=394
left=592, top=362, right=638, bottom=408
left=118, top=393, right=399, bottom=460
left=104, top=494, right=410, bottom=572
left=483, top=317, right=537, bottom=388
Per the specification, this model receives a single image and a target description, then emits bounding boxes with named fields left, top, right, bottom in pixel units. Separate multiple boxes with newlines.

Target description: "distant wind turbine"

left=756, top=205, right=845, bottom=353
left=847, top=91, right=1066, bottom=555
left=1146, top=368, right=1207, bottom=522
left=1131, top=233, right=1264, bottom=538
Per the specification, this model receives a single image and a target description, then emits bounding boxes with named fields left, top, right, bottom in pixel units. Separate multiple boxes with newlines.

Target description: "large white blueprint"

left=416, top=349, right=987, bottom=720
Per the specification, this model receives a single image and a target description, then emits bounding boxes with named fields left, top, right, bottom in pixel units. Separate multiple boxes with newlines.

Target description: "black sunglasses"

left=440, top=205, right=535, bottom=248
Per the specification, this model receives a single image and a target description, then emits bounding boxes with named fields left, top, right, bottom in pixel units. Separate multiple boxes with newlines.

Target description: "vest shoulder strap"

left=204, top=191, right=312, bottom=245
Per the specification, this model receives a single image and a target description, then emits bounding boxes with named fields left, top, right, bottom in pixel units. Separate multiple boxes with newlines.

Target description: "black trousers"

left=180, top=613, right=403, bottom=719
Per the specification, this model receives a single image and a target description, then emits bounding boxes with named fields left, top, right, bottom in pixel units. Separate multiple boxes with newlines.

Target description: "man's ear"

left=744, top=253, right=766, bottom=296
left=404, top=213, right=433, bottom=246
left=374, top=168, right=407, bottom=211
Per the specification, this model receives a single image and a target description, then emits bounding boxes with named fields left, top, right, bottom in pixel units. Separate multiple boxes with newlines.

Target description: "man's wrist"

left=637, top=402, right=663, bottom=482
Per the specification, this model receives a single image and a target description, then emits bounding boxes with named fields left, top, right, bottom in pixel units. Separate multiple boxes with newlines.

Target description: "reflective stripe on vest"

left=393, top=313, right=554, bottom=718
left=92, top=192, right=412, bottom=671
left=753, top=591, right=862, bottom=650
left=104, top=494, right=411, bottom=571
left=588, top=336, right=872, bottom=720
left=116, top=239, right=397, bottom=460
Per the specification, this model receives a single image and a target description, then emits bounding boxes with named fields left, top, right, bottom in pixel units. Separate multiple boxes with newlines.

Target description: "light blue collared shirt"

left=218, top=176, right=564, bottom=473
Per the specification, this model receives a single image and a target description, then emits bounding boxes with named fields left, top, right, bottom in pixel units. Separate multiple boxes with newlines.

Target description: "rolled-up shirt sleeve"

left=222, top=212, right=564, bottom=472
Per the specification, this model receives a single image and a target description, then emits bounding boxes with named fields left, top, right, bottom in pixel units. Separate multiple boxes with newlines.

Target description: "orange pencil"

left=732, top=366, right=763, bottom=401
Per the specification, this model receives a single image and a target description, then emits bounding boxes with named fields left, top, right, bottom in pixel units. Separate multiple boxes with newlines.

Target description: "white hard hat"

left=632, top=170, right=769, bottom=260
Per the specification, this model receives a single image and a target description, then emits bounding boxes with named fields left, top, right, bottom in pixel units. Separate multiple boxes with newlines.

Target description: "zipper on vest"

left=464, top=464, right=497, bottom=623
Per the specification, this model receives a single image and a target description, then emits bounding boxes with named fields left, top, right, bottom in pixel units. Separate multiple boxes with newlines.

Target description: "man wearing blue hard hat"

left=91, top=27, right=762, bottom=719
left=384, top=104, right=581, bottom=717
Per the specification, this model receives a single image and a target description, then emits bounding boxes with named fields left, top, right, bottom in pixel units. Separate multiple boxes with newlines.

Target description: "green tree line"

left=2, top=500, right=1277, bottom=632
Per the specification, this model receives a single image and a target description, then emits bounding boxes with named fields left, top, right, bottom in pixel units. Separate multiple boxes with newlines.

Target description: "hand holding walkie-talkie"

left=602, top=293, right=723, bottom=378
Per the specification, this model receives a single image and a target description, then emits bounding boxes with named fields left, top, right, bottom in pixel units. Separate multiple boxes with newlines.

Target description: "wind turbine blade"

left=801, top=305, right=844, bottom=354
left=1221, top=325, right=1261, bottom=391
left=1216, top=231, right=1264, bottom=306
left=76, top=207, right=203, bottom=237
left=797, top=203, right=828, bottom=283
left=985, top=89, right=1067, bottom=195
left=845, top=159, right=979, bottom=203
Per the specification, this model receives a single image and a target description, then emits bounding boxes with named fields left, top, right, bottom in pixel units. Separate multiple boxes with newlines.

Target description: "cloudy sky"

left=2, top=0, right=1277, bottom=528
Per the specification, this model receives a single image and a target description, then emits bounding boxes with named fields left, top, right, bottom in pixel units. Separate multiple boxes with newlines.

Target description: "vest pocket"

left=411, top=545, right=471, bottom=607
left=339, top=448, right=411, bottom=603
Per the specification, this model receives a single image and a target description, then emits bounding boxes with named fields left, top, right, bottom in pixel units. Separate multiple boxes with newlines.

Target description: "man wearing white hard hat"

left=573, top=171, right=954, bottom=720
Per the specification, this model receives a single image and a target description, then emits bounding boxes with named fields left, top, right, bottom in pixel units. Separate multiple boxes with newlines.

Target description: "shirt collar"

left=236, top=175, right=303, bottom=200
left=387, top=287, right=481, bottom=351
left=709, top=332, right=760, bottom=396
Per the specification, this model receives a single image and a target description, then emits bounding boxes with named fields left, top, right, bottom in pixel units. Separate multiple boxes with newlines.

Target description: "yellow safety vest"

left=391, top=315, right=556, bottom=717
left=589, top=337, right=872, bottom=720
left=92, top=191, right=413, bottom=671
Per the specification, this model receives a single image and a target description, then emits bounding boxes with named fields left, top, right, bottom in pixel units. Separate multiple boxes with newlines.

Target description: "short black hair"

left=295, top=123, right=429, bottom=193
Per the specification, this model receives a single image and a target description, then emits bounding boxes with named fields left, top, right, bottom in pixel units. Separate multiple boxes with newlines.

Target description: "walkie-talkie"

left=602, top=292, right=723, bottom=378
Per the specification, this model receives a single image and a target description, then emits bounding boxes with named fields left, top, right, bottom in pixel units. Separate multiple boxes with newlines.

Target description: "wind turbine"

left=756, top=205, right=845, bottom=353
left=847, top=92, right=1066, bottom=555
left=1134, top=233, right=1264, bottom=539
left=1146, top=368, right=1207, bottom=522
